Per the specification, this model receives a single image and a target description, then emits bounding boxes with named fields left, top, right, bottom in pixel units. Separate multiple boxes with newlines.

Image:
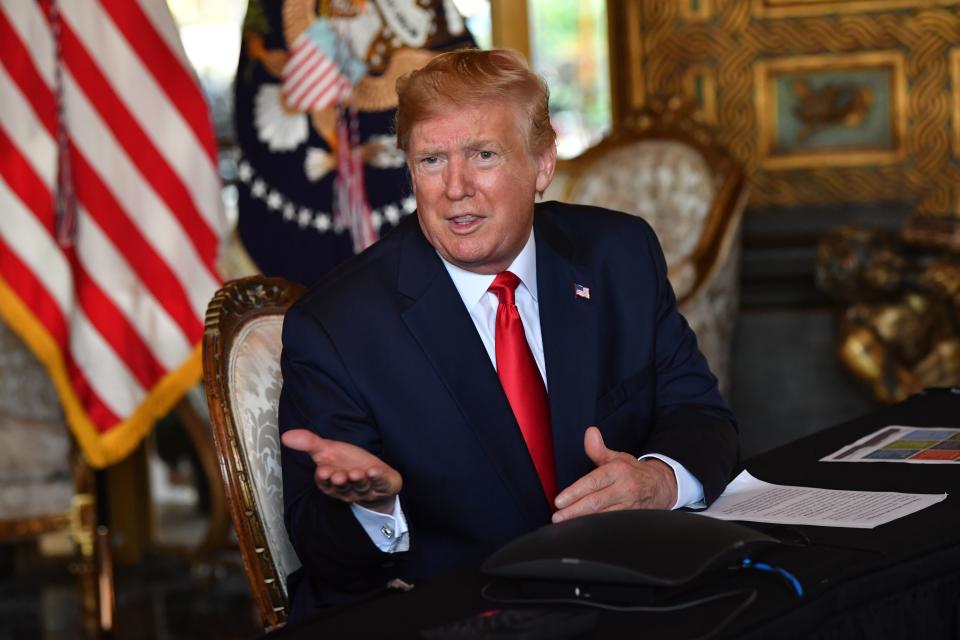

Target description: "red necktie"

left=489, top=271, right=557, bottom=503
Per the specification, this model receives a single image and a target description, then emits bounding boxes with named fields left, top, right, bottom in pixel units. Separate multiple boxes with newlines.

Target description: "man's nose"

left=444, top=159, right=474, bottom=200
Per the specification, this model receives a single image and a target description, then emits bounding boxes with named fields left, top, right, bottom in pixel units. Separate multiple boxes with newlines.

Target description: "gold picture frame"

left=752, top=0, right=959, bottom=19
left=952, top=48, right=960, bottom=159
left=754, top=51, right=908, bottom=170
left=953, top=48, right=960, bottom=212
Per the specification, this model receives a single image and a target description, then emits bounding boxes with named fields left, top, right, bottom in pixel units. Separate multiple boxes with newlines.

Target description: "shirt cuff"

left=638, top=453, right=705, bottom=510
left=350, top=497, right=410, bottom=553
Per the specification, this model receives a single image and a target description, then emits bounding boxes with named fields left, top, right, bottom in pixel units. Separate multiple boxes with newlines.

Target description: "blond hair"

left=395, top=48, right=556, bottom=155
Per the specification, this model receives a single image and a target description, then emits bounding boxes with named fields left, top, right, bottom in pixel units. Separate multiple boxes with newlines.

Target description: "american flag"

left=282, top=18, right=366, bottom=113
left=575, top=283, right=591, bottom=300
left=0, top=0, right=226, bottom=467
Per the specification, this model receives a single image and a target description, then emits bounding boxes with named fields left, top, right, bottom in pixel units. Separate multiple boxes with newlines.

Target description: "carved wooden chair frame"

left=202, top=275, right=305, bottom=631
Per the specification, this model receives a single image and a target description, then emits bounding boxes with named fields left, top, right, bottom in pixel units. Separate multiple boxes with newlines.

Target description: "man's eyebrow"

left=410, top=139, right=507, bottom=155
left=410, top=146, right=445, bottom=156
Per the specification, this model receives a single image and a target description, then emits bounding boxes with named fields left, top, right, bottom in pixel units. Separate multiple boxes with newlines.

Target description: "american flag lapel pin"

left=574, top=283, right=591, bottom=300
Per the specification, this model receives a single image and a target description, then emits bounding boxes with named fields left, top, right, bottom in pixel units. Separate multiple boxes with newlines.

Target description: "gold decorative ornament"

left=817, top=223, right=960, bottom=402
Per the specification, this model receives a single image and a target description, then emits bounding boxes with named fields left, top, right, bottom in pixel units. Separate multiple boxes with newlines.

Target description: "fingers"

left=284, top=430, right=404, bottom=507
left=315, top=462, right=403, bottom=507
left=553, top=498, right=624, bottom=524
left=556, top=430, right=635, bottom=512
left=284, top=430, right=388, bottom=472
left=316, top=467, right=375, bottom=496
left=370, top=466, right=402, bottom=496
left=552, top=458, right=670, bottom=523
left=553, top=484, right=629, bottom=523
left=583, top=426, right=614, bottom=466
left=281, top=429, right=325, bottom=456
left=553, top=466, right=616, bottom=522
left=317, top=465, right=379, bottom=489
left=555, top=465, right=609, bottom=509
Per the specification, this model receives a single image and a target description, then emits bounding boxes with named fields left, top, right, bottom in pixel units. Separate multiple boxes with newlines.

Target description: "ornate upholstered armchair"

left=545, top=97, right=749, bottom=397
left=0, top=319, right=114, bottom=637
left=202, top=276, right=305, bottom=631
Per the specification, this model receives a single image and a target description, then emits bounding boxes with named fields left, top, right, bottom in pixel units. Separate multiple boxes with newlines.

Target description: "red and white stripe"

left=333, top=110, right=377, bottom=254
left=282, top=32, right=351, bottom=112
left=0, top=0, right=225, bottom=465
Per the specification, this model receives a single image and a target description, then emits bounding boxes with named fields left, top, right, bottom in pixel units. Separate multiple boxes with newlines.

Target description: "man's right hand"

left=281, top=429, right=403, bottom=514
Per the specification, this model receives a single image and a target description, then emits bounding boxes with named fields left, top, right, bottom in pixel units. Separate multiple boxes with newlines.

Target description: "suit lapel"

left=535, top=209, right=600, bottom=491
left=396, top=221, right=552, bottom=526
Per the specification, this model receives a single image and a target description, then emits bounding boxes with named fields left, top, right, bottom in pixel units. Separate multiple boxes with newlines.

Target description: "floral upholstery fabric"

left=678, top=230, right=741, bottom=399
left=0, top=319, right=73, bottom=522
left=227, top=316, right=301, bottom=594
left=562, top=139, right=740, bottom=397
left=567, top=140, right=714, bottom=269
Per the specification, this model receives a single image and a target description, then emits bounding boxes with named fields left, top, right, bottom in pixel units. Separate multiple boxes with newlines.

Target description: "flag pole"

left=94, top=468, right=115, bottom=637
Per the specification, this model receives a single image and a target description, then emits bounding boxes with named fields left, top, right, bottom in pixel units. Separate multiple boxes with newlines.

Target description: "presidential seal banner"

left=0, top=0, right=227, bottom=468
left=234, top=0, right=474, bottom=286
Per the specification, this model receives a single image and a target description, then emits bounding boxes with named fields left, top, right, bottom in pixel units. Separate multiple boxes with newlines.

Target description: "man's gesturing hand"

left=281, top=429, right=402, bottom=514
left=552, top=426, right=678, bottom=523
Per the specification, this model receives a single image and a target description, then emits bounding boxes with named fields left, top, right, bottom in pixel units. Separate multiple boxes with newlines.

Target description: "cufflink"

left=380, top=525, right=394, bottom=539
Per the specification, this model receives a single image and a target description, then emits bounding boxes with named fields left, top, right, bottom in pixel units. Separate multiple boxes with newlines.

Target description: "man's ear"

left=534, top=143, right=557, bottom=195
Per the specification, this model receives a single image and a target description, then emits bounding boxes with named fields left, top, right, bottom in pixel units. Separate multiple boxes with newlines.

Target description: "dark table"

left=271, top=389, right=960, bottom=639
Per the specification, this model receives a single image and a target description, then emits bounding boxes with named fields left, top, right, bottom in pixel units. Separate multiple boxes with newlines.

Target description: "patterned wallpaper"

left=608, top=0, right=960, bottom=215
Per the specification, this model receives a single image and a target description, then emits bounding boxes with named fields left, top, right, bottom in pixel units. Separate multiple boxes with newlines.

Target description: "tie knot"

left=489, top=271, right=522, bottom=305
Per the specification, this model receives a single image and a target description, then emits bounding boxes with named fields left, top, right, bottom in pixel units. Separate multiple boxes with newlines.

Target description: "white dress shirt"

left=352, top=230, right=705, bottom=552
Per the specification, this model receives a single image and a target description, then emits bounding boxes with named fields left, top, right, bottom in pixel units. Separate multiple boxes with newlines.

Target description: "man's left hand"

left=552, top=426, right=678, bottom=523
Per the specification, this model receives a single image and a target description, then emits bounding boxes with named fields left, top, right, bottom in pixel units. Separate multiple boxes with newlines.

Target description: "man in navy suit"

left=279, top=48, right=738, bottom=617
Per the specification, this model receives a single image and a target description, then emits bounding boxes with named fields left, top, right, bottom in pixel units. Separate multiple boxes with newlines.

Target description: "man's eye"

left=420, top=155, right=439, bottom=165
left=478, top=150, right=496, bottom=160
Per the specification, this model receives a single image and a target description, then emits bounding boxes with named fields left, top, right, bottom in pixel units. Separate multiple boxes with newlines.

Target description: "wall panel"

left=612, top=0, right=960, bottom=214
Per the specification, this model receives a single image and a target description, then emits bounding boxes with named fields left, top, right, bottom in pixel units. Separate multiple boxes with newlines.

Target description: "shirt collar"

left=441, top=230, right=539, bottom=310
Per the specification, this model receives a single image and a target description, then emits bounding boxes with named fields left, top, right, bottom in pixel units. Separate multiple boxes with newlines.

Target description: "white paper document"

left=699, top=470, right=947, bottom=529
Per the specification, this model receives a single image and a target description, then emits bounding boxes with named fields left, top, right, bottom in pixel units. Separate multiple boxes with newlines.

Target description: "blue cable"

left=740, top=557, right=804, bottom=597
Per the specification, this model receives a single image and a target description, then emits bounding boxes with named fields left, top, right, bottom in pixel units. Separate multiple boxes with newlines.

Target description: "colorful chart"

left=822, top=427, right=960, bottom=464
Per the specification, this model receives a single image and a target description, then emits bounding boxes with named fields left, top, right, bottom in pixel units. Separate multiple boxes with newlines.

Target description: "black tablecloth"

left=270, top=389, right=960, bottom=639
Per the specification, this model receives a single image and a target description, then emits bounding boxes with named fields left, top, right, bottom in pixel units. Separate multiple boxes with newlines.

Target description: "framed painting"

left=754, top=51, right=907, bottom=169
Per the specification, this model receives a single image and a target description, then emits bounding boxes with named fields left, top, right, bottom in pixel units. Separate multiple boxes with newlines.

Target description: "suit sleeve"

left=636, top=221, right=739, bottom=505
left=278, top=303, right=410, bottom=603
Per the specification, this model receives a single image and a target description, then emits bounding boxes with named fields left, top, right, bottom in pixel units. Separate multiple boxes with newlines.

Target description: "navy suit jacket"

left=278, top=201, right=738, bottom=617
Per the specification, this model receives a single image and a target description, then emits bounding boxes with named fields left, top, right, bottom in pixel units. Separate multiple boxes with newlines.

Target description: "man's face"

left=407, top=101, right=556, bottom=274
